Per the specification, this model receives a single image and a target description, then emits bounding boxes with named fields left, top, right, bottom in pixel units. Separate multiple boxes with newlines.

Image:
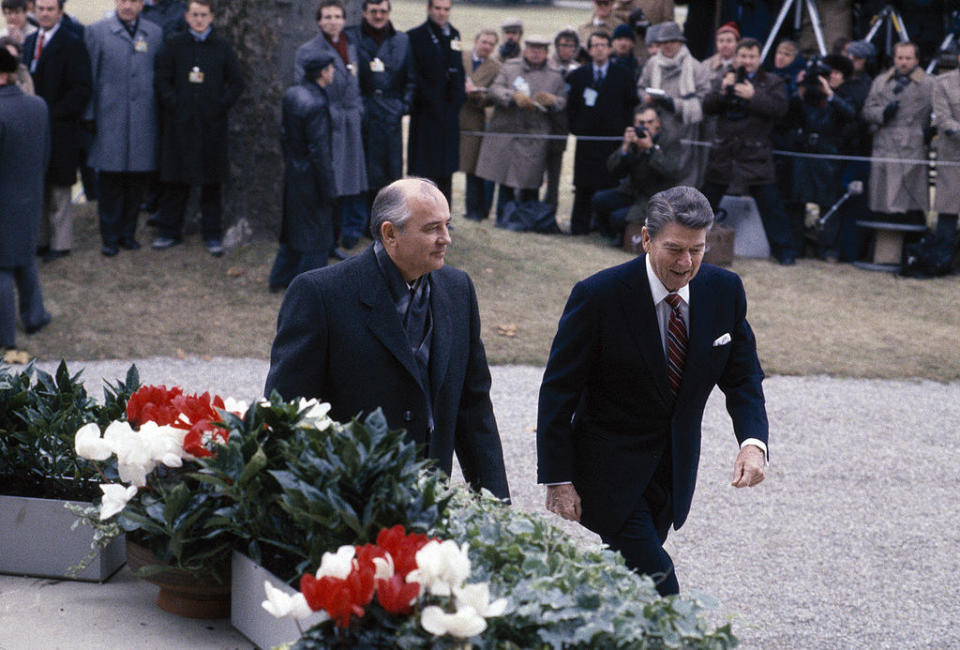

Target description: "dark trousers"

left=155, top=182, right=223, bottom=241
left=430, top=175, right=452, bottom=208
left=600, top=451, right=679, bottom=597
left=702, top=181, right=798, bottom=261
left=78, top=129, right=98, bottom=202
left=465, top=173, right=494, bottom=220
left=98, top=171, right=149, bottom=246
left=571, top=186, right=605, bottom=235
left=268, top=243, right=327, bottom=290
left=591, top=188, right=633, bottom=237
left=0, top=261, right=49, bottom=349
left=336, top=194, right=369, bottom=247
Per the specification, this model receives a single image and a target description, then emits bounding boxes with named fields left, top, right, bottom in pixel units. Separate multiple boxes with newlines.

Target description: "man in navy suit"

left=537, top=185, right=768, bottom=596
left=265, top=177, right=510, bottom=501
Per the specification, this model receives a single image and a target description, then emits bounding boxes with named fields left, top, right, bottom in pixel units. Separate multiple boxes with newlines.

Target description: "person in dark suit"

left=21, top=0, right=91, bottom=262
left=265, top=177, right=510, bottom=500
left=0, top=48, right=51, bottom=351
left=406, top=0, right=465, bottom=205
left=537, top=186, right=768, bottom=596
left=565, top=31, right=637, bottom=235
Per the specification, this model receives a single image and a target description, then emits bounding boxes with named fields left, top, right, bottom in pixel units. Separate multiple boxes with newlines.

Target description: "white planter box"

left=231, top=551, right=324, bottom=649
left=0, top=494, right=125, bottom=582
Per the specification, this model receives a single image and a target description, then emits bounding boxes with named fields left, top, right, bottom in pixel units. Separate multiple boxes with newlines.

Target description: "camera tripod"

left=760, top=0, right=828, bottom=64
left=863, top=5, right=910, bottom=62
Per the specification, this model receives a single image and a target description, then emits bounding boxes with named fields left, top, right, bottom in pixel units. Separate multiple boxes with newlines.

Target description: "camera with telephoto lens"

left=724, top=65, right=749, bottom=120
left=633, top=125, right=647, bottom=139
left=803, top=56, right=833, bottom=94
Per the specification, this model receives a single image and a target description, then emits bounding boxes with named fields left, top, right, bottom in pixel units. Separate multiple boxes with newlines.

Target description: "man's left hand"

left=733, top=80, right=755, bottom=100
left=731, top=445, right=765, bottom=488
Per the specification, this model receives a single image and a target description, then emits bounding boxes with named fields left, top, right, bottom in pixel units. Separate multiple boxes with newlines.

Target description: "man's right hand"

left=546, top=483, right=582, bottom=522
left=513, top=92, right=536, bottom=111
left=721, top=71, right=736, bottom=90
left=621, top=125, right=639, bottom=152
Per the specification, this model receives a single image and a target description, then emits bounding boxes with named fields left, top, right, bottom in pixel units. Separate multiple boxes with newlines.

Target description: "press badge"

left=134, top=38, right=148, bottom=53
left=583, top=86, right=598, bottom=107
left=513, top=76, right=530, bottom=95
left=347, top=63, right=357, bottom=76
left=189, top=66, right=204, bottom=83
left=450, top=38, right=462, bottom=51
left=370, top=57, right=385, bottom=72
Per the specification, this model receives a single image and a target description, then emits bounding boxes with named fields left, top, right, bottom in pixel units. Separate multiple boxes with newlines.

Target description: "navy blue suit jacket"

left=265, top=246, right=509, bottom=500
left=537, top=255, right=768, bottom=536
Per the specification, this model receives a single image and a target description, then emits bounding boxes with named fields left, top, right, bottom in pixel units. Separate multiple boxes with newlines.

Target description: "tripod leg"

left=891, top=9, right=910, bottom=42
left=926, top=33, right=956, bottom=75
left=761, top=0, right=800, bottom=63
left=804, top=0, right=827, bottom=56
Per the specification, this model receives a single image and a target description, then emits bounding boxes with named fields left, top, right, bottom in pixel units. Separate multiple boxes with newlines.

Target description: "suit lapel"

left=620, top=255, right=672, bottom=407
left=357, top=251, right=429, bottom=395
left=428, top=274, right=452, bottom=405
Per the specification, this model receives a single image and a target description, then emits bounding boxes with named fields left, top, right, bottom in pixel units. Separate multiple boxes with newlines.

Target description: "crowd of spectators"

left=2, top=0, right=960, bottom=345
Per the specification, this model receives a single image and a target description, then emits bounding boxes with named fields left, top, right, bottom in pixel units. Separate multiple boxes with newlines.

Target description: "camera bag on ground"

left=496, top=200, right=561, bottom=234
left=900, top=230, right=957, bottom=278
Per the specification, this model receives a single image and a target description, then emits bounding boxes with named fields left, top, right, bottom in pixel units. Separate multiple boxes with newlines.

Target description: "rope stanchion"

left=459, top=130, right=960, bottom=168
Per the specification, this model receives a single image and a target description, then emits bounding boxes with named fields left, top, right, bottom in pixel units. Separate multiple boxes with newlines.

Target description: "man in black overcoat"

left=565, top=31, right=636, bottom=235
left=406, top=0, right=465, bottom=204
left=21, top=0, right=91, bottom=261
left=538, top=186, right=768, bottom=597
left=265, top=177, right=510, bottom=500
left=0, top=49, right=51, bottom=351
left=151, top=0, right=244, bottom=256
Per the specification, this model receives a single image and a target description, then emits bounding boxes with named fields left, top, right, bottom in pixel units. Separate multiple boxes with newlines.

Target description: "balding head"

left=371, top=178, right=451, bottom=282
left=370, top=177, right=446, bottom=242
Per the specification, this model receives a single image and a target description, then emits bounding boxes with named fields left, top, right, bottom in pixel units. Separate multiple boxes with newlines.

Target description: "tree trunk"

left=213, top=0, right=318, bottom=239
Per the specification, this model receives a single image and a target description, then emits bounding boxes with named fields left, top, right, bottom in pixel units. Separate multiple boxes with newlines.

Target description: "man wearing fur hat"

left=636, top=21, right=708, bottom=187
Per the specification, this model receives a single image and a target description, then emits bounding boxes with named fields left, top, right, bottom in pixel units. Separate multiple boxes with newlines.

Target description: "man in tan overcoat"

left=932, top=50, right=960, bottom=244
left=475, top=34, right=566, bottom=214
left=863, top=41, right=933, bottom=220
left=577, top=0, right=620, bottom=59
left=460, top=28, right=500, bottom=221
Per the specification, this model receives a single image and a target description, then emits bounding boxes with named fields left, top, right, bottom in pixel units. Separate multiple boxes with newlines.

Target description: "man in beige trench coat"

left=932, top=50, right=960, bottom=245
left=475, top=34, right=566, bottom=216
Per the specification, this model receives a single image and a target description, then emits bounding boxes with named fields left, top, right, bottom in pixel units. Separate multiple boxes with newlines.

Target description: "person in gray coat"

left=345, top=0, right=415, bottom=209
left=84, top=0, right=163, bottom=257
left=295, top=0, right=368, bottom=253
left=0, top=49, right=51, bottom=351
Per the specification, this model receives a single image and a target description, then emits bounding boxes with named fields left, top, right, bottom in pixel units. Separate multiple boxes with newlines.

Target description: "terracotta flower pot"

left=126, top=539, right=231, bottom=619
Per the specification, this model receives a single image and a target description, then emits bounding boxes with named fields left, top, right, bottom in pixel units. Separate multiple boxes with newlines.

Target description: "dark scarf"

left=361, top=19, right=395, bottom=47
left=324, top=32, right=350, bottom=66
left=374, top=243, right=434, bottom=427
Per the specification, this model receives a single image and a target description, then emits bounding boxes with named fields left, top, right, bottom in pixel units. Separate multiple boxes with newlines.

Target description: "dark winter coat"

left=566, top=62, right=637, bottom=190
left=280, top=81, right=335, bottom=253
left=703, top=68, right=787, bottom=187
left=155, top=29, right=245, bottom=184
left=346, top=23, right=415, bottom=191
left=21, top=27, right=91, bottom=186
left=790, top=89, right=856, bottom=206
left=142, top=0, right=187, bottom=39
left=295, top=33, right=368, bottom=197
left=0, top=85, right=49, bottom=269
left=406, top=20, right=466, bottom=179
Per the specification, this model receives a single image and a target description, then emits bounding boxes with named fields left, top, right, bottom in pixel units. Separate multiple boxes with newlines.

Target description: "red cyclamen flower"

left=126, top=385, right=183, bottom=427
left=376, top=574, right=421, bottom=616
left=376, top=525, right=435, bottom=578
left=300, top=564, right=376, bottom=628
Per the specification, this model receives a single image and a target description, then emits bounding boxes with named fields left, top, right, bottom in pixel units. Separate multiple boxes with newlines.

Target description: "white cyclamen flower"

left=408, top=540, right=471, bottom=596
left=103, top=420, right=153, bottom=486
left=454, top=583, right=507, bottom=618
left=420, top=605, right=487, bottom=638
left=99, top=484, right=137, bottom=520
left=297, top=398, right=332, bottom=427
left=74, top=423, right=113, bottom=461
left=261, top=581, right=314, bottom=621
left=316, top=545, right=356, bottom=580
left=222, top=397, right=249, bottom=418
left=372, top=553, right=394, bottom=581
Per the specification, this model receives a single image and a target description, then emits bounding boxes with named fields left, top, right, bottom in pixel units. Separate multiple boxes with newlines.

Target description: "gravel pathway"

left=24, top=358, right=960, bottom=648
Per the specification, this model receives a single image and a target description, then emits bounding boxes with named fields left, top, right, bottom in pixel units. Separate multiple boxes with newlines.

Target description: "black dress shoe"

left=118, top=237, right=141, bottom=251
left=101, top=244, right=119, bottom=257
left=42, top=249, right=70, bottom=263
left=25, top=313, right=51, bottom=335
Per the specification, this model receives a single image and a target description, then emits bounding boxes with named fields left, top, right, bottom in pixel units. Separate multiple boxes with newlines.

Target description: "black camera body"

left=803, top=56, right=833, bottom=93
left=724, top=65, right=749, bottom=120
left=633, top=125, right=647, bottom=139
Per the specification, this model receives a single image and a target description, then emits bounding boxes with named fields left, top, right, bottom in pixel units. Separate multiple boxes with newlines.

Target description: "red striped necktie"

left=664, top=293, right=687, bottom=396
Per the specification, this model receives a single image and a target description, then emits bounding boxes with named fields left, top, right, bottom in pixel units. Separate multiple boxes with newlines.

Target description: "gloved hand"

left=655, top=94, right=676, bottom=113
left=882, top=100, right=899, bottom=123
left=513, top=92, right=536, bottom=110
left=533, top=91, right=559, bottom=108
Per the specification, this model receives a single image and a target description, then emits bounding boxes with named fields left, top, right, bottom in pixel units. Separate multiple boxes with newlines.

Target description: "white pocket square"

left=712, top=333, right=732, bottom=347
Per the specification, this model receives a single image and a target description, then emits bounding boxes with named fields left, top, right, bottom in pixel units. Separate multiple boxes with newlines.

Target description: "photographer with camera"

left=862, top=41, right=933, bottom=226
left=792, top=54, right=858, bottom=259
left=591, top=105, right=683, bottom=245
left=702, top=37, right=798, bottom=265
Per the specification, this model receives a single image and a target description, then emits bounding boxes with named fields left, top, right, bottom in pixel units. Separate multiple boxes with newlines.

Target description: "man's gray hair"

left=644, top=186, right=714, bottom=239
left=369, top=177, right=438, bottom=241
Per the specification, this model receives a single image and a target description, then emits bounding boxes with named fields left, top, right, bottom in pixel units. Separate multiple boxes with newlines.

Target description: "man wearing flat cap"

left=475, top=34, right=566, bottom=212
left=495, top=17, right=521, bottom=62
left=269, top=50, right=337, bottom=291
left=637, top=21, right=708, bottom=187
